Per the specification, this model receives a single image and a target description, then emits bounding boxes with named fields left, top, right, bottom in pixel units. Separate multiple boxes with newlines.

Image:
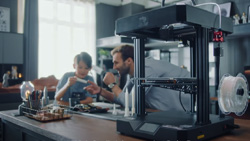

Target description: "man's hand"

left=84, top=80, right=101, bottom=95
left=103, top=72, right=116, bottom=85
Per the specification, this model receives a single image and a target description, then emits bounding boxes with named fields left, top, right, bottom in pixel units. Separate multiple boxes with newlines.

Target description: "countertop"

left=1, top=110, right=250, bottom=141
left=0, top=110, right=142, bottom=141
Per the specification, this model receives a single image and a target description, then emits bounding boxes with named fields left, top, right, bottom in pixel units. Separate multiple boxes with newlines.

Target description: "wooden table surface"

left=212, top=118, right=250, bottom=141
left=0, top=110, right=143, bottom=141
left=1, top=110, right=250, bottom=141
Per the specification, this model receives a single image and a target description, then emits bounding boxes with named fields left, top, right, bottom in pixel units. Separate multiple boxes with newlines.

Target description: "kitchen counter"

left=1, top=110, right=250, bottom=141
left=0, top=110, right=142, bottom=141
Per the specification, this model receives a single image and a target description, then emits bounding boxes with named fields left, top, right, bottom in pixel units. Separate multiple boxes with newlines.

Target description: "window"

left=38, top=0, right=96, bottom=79
left=17, top=0, right=25, bottom=33
left=209, top=42, right=215, bottom=86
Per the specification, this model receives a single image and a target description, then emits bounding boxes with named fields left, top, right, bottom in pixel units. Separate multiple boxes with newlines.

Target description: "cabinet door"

left=3, top=33, right=23, bottom=64
left=2, top=120, right=22, bottom=141
left=0, top=33, right=3, bottom=63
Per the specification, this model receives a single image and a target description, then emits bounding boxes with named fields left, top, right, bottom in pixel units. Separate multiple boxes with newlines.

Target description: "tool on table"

left=76, top=77, right=87, bottom=84
left=124, top=88, right=129, bottom=117
left=41, top=86, right=49, bottom=107
left=112, top=103, right=117, bottom=115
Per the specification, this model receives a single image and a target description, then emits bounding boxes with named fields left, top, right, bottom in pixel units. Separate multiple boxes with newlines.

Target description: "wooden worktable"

left=212, top=118, right=250, bottom=141
left=0, top=110, right=250, bottom=141
left=0, top=110, right=142, bottom=141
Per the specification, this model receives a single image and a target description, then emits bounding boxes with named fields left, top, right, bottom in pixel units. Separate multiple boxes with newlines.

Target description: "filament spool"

left=218, top=73, right=249, bottom=116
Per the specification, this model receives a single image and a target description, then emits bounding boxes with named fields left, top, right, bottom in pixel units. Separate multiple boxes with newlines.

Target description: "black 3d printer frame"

left=115, top=4, right=235, bottom=141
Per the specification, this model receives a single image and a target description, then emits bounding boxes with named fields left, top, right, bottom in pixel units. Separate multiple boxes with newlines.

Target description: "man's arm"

left=99, top=88, right=115, bottom=101
left=102, top=72, right=123, bottom=97
left=84, top=79, right=122, bottom=102
left=99, top=84, right=122, bottom=101
left=84, top=80, right=115, bottom=102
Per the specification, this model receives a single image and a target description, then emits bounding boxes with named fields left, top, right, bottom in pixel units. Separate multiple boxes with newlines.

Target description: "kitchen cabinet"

left=1, top=119, right=53, bottom=141
left=0, top=32, right=23, bottom=64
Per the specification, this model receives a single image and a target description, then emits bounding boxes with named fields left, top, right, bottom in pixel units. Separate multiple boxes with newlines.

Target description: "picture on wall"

left=213, top=2, right=231, bottom=17
left=248, top=5, right=250, bottom=23
left=0, top=6, right=10, bottom=32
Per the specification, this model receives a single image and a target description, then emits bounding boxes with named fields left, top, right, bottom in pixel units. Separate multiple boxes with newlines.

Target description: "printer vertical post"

left=195, top=26, right=211, bottom=125
left=134, top=38, right=146, bottom=117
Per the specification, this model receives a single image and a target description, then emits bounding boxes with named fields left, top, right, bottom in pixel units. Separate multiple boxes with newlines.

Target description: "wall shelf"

left=96, top=36, right=180, bottom=50
left=227, top=23, right=250, bottom=39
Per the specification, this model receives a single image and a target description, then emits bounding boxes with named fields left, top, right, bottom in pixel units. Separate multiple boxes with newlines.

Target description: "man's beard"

left=119, top=65, right=130, bottom=76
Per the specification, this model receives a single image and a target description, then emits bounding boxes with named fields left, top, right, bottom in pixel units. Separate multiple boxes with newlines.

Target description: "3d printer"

left=114, top=2, right=244, bottom=141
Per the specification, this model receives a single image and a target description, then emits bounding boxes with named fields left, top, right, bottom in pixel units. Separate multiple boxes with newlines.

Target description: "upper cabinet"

left=0, top=32, right=23, bottom=64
